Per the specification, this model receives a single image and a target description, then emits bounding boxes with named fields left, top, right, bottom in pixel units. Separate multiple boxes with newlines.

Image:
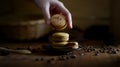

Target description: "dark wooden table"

left=0, top=40, right=120, bottom=67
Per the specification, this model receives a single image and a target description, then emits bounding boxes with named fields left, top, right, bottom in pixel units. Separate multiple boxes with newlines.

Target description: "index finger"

left=56, top=2, right=73, bottom=29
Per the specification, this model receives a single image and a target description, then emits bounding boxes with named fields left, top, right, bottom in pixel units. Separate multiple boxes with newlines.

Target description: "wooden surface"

left=0, top=40, right=120, bottom=67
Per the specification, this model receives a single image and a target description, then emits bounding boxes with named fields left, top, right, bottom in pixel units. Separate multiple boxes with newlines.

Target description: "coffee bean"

left=40, top=57, right=44, bottom=61
left=79, top=45, right=82, bottom=48
left=47, top=60, right=52, bottom=63
left=47, top=59, right=55, bottom=64
left=91, top=48, right=95, bottom=51
left=94, top=53, right=99, bottom=56
left=107, top=50, right=112, bottom=54
left=108, top=47, right=112, bottom=50
left=87, top=49, right=92, bottom=52
left=66, top=56, right=69, bottom=60
left=58, top=55, right=67, bottom=61
left=100, top=50, right=105, bottom=53
left=103, top=47, right=107, bottom=50
left=116, top=49, right=119, bottom=52
left=94, top=51, right=99, bottom=56
left=90, top=47, right=95, bottom=50
left=111, top=50, right=117, bottom=54
left=80, top=53, right=84, bottom=56
left=98, top=50, right=101, bottom=53
left=70, top=54, right=77, bottom=59
left=66, top=52, right=73, bottom=55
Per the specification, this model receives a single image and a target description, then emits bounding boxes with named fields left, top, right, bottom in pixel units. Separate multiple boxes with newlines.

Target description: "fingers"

left=65, top=11, right=73, bottom=29
left=34, top=0, right=72, bottom=28
left=63, top=11, right=73, bottom=29
left=34, top=0, right=51, bottom=24
left=42, top=5, right=51, bottom=24
left=55, top=2, right=73, bottom=29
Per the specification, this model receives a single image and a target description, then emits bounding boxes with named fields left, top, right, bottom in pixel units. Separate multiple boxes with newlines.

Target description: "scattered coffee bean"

left=103, top=50, right=105, bottom=53
left=66, top=52, right=73, bottom=55
left=62, top=56, right=68, bottom=60
left=80, top=53, right=84, bottom=56
left=79, top=45, right=82, bottom=48
left=94, top=53, right=99, bottom=56
left=92, top=48, right=96, bottom=51
left=111, top=50, right=117, bottom=54
left=98, top=50, right=101, bottom=52
left=99, top=49, right=104, bottom=53
left=47, top=59, right=52, bottom=63
left=107, top=50, right=112, bottom=54
left=116, top=49, right=119, bottom=52
left=100, top=50, right=105, bottom=53
left=87, top=49, right=92, bottom=52
left=40, top=57, right=44, bottom=61
left=58, top=55, right=67, bottom=61
left=107, top=47, right=112, bottom=50
left=47, top=59, right=56, bottom=64
left=95, top=51, right=98, bottom=54
left=103, top=47, right=107, bottom=50
left=70, top=54, right=77, bottom=59
left=66, top=56, right=69, bottom=60
left=94, top=51, right=99, bottom=56
left=82, top=47, right=87, bottom=50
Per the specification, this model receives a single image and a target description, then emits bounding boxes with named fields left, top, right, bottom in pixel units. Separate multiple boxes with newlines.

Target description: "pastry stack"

left=50, top=14, right=79, bottom=51
left=50, top=32, right=79, bottom=50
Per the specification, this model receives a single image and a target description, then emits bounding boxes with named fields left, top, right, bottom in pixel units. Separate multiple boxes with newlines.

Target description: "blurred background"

left=0, top=0, right=120, bottom=45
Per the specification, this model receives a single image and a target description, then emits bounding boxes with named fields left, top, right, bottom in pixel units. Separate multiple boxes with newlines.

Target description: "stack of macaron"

left=50, top=14, right=79, bottom=51
left=50, top=32, right=79, bottom=50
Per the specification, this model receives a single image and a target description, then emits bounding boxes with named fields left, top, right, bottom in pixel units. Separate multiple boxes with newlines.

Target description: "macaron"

left=51, top=32, right=69, bottom=42
left=52, top=42, right=79, bottom=50
left=65, top=42, right=79, bottom=49
left=52, top=41, right=68, bottom=46
left=50, top=14, right=67, bottom=31
left=52, top=41, right=68, bottom=49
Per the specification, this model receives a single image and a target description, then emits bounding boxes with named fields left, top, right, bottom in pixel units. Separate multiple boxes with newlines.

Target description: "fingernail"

left=70, top=24, right=73, bottom=29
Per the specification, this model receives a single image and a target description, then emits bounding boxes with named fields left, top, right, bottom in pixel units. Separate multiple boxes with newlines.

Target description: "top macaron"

left=50, top=14, right=67, bottom=31
left=51, top=32, right=69, bottom=42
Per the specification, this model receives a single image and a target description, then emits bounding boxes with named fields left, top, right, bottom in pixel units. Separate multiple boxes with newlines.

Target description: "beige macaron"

left=65, top=42, right=79, bottom=49
left=52, top=42, right=79, bottom=50
left=52, top=41, right=68, bottom=46
left=52, top=41, right=68, bottom=49
left=50, top=14, right=67, bottom=31
left=51, top=32, right=69, bottom=42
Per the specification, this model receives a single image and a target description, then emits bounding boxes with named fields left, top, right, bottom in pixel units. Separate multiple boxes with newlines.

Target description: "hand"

left=34, top=0, right=72, bottom=29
